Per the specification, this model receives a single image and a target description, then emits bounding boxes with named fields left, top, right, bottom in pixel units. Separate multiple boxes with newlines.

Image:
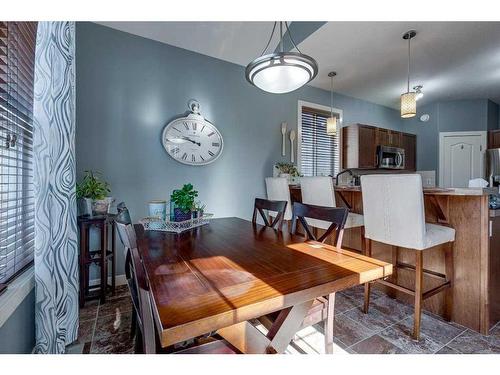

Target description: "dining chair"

left=260, top=202, right=349, bottom=353
left=360, top=174, right=455, bottom=340
left=252, top=197, right=287, bottom=229
left=265, top=177, right=293, bottom=230
left=291, top=202, right=349, bottom=245
left=300, top=176, right=364, bottom=247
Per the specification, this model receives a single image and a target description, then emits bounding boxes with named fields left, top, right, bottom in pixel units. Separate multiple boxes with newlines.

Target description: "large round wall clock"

left=162, top=100, right=224, bottom=166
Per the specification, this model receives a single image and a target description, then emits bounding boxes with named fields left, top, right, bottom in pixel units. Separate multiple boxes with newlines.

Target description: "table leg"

left=100, top=222, right=107, bottom=304
left=325, top=292, right=335, bottom=354
left=111, top=221, right=116, bottom=295
left=217, top=299, right=314, bottom=354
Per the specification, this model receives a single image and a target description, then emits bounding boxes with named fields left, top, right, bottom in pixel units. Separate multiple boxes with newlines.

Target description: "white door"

left=439, top=132, right=486, bottom=188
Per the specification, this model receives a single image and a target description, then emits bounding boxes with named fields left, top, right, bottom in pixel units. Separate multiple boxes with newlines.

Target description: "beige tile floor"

left=68, top=284, right=500, bottom=354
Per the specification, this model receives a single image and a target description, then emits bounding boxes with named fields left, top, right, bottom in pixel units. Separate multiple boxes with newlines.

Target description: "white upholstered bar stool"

left=360, top=174, right=455, bottom=340
left=300, top=176, right=364, bottom=247
left=265, top=177, right=293, bottom=231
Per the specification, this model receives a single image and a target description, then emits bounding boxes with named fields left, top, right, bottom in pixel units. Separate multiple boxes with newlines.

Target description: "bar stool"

left=265, top=177, right=293, bottom=230
left=360, top=174, right=455, bottom=340
left=300, top=176, right=364, bottom=246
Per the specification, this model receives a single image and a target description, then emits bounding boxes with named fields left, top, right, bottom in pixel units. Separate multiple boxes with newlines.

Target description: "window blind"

left=0, top=22, right=37, bottom=293
left=300, top=106, right=340, bottom=177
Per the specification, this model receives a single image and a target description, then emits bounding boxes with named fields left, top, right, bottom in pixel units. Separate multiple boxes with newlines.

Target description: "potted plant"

left=76, top=171, right=112, bottom=216
left=274, top=162, right=300, bottom=183
left=192, top=201, right=206, bottom=219
left=170, top=183, right=198, bottom=222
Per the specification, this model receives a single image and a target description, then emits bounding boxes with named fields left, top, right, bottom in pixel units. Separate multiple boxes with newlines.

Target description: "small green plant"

left=275, top=162, right=300, bottom=177
left=192, top=200, right=206, bottom=212
left=171, top=183, right=198, bottom=213
left=76, top=171, right=111, bottom=200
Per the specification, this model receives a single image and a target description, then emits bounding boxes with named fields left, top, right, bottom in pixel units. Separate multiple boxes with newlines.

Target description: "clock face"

left=162, top=114, right=224, bottom=166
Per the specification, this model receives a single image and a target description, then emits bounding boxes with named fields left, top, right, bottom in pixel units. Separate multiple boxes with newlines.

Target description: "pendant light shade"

left=246, top=22, right=318, bottom=94
left=401, top=92, right=417, bottom=118
left=400, top=30, right=417, bottom=119
left=327, top=71, right=337, bottom=135
left=327, top=117, right=337, bottom=135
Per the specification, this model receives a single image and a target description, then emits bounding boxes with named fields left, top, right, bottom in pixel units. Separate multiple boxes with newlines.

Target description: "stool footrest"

left=396, top=261, right=447, bottom=280
left=422, top=281, right=451, bottom=300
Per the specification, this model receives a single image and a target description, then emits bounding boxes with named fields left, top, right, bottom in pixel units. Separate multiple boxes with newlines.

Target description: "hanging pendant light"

left=246, top=22, right=318, bottom=94
left=401, top=30, right=417, bottom=118
left=327, top=72, right=337, bottom=135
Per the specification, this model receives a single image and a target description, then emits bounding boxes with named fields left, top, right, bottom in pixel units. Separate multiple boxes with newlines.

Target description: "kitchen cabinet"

left=342, top=124, right=377, bottom=169
left=401, top=133, right=417, bottom=171
left=342, top=123, right=416, bottom=170
left=488, top=130, right=500, bottom=149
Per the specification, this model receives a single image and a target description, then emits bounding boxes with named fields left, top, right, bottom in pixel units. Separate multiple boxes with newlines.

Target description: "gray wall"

left=0, top=289, right=35, bottom=353
left=75, top=22, right=403, bottom=275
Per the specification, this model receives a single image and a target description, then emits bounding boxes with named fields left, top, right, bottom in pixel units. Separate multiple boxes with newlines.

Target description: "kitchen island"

left=289, top=184, right=499, bottom=334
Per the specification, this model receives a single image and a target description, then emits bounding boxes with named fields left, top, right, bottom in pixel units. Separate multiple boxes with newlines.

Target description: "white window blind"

left=0, top=22, right=37, bottom=293
left=300, top=106, right=340, bottom=177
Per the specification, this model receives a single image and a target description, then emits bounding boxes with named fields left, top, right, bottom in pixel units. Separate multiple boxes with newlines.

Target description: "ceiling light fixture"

left=245, top=22, right=318, bottom=94
left=327, top=72, right=337, bottom=136
left=414, top=85, right=424, bottom=100
left=401, top=30, right=417, bottom=118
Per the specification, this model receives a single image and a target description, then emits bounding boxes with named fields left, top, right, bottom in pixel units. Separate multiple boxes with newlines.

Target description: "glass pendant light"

left=401, top=30, right=417, bottom=118
left=327, top=72, right=337, bottom=135
left=246, top=22, right=318, bottom=94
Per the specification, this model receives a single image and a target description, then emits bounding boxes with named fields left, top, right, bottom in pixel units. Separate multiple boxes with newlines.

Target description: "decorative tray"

left=139, top=214, right=213, bottom=233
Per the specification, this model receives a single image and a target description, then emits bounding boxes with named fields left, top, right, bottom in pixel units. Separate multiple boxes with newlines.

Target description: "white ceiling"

left=97, top=21, right=500, bottom=109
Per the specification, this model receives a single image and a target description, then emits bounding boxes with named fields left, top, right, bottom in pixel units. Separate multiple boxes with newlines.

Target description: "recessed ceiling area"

left=97, top=21, right=500, bottom=109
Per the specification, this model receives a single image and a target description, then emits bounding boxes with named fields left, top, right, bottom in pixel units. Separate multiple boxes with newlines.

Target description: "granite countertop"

left=333, top=185, right=492, bottom=196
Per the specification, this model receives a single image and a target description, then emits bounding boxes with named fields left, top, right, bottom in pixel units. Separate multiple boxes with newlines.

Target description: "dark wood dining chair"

left=259, top=202, right=349, bottom=353
left=252, top=197, right=287, bottom=229
left=291, top=202, right=349, bottom=245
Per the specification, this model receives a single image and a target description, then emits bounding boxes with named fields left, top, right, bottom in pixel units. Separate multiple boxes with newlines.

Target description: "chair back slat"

left=252, top=198, right=287, bottom=229
left=265, top=177, right=293, bottom=220
left=291, top=202, right=348, bottom=246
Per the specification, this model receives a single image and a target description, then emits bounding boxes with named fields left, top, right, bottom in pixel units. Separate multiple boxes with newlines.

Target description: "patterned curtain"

left=33, top=21, right=78, bottom=354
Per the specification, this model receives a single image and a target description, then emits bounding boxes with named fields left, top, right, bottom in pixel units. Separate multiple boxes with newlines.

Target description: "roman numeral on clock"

left=183, top=122, right=189, bottom=130
left=172, top=147, right=180, bottom=154
left=193, top=123, right=197, bottom=131
left=191, top=154, right=196, bottom=162
left=208, top=150, right=215, bottom=157
left=181, top=152, right=187, bottom=160
left=212, top=142, right=220, bottom=147
left=207, top=131, right=215, bottom=137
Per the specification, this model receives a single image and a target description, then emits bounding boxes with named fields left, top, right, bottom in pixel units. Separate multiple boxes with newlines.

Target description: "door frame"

left=438, top=131, right=487, bottom=187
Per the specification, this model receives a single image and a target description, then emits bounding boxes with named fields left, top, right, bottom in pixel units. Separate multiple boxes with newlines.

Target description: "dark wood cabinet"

left=401, top=132, right=417, bottom=171
left=342, top=123, right=416, bottom=171
left=488, top=130, right=500, bottom=149
left=342, top=124, right=377, bottom=169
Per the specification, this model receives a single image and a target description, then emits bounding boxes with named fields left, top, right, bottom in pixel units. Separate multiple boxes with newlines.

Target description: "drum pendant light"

left=327, top=72, right=337, bottom=135
left=401, top=30, right=417, bottom=118
left=245, top=22, right=318, bottom=94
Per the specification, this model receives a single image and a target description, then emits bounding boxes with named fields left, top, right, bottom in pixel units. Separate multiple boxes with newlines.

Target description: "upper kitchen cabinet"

left=342, top=124, right=377, bottom=169
left=342, top=123, right=416, bottom=170
left=489, top=130, right=500, bottom=149
left=401, top=132, right=417, bottom=171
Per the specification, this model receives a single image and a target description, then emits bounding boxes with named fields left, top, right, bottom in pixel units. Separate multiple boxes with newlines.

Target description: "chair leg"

left=389, top=246, right=399, bottom=299
left=325, top=292, right=335, bottom=354
left=443, top=241, right=454, bottom=322
left=363, top=238, right=372, bottom=314
left=135, top=324, right=143, bottom=354
left=130, top=309, right=137, bottom=339
left=413, top=251, right=423, bottom=340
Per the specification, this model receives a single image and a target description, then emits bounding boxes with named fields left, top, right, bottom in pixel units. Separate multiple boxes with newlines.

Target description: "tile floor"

left=68, top=284, right=500, bottom=354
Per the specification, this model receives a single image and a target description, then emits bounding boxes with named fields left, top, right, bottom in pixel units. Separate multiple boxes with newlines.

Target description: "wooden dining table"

left=135, top=217, right=392, bottom=354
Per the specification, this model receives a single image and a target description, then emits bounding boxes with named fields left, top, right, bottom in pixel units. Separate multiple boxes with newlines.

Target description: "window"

left=0, top=22, right=37, bottom=293
left=298, top=101, right=341, bottom=177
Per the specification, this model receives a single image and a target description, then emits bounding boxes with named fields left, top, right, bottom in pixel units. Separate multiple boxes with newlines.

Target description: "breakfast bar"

left=290, top=184, right=500, bottom=335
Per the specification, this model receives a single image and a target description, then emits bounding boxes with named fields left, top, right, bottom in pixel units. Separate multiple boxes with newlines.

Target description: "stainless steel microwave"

left=377, top=146, right=405, bottom=169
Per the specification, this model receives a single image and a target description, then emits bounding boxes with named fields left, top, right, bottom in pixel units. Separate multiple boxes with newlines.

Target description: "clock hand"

left=182, top=137, right=201, bottom=146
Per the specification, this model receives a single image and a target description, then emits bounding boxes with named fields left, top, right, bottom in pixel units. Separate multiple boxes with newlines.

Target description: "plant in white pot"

left=274, top=162, right=300, bottom=184
left=76, top=171, right=112, bottom=216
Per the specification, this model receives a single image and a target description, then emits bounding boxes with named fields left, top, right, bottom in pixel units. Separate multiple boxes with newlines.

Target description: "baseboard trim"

left=88, top=274, right=127, bottom=288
